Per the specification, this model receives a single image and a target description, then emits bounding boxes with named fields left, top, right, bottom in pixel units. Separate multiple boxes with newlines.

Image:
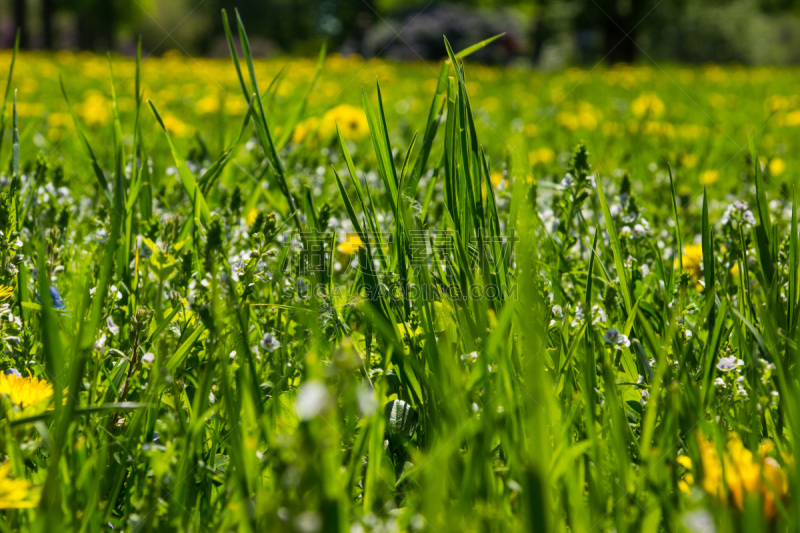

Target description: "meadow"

left=0, top=12, right=800, bottom=533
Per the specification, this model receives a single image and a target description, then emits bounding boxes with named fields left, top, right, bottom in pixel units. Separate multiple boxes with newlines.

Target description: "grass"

left=0, top=10, right=799, bottom=533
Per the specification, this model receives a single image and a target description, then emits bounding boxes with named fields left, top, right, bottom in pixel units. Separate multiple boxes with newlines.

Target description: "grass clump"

left=0, top=11, right=799, bottom=533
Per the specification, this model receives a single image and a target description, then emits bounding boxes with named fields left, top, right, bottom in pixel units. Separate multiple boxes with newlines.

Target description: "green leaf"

left=144, top=238, right=177, bottom=281
left=596, top=175, right=632, bottom=313
left=454, top=33, right=505, bottom=59
left=148, top=100, right=211, bottom=228
left=385, top=399, right=419, bottom=438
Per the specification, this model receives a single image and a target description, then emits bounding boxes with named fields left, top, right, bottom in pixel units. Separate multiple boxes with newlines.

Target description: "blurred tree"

left=577, top=0, right=655, bottom=63
left=331, top=0, right=377, bottom=52
left=13, top=0, right=28, bottom=48
left=7, top=0, right=800, bottom=65
left=43, top=0, right=54, bottom=49
left=202, top=0, right=374, bottom=55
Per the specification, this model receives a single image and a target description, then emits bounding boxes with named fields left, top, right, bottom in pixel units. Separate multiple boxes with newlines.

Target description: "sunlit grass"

left=0, top=12, right=799, bottom=532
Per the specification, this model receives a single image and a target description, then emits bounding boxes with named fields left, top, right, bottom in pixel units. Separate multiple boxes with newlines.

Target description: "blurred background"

left=3, top=0, right=800, bottom=66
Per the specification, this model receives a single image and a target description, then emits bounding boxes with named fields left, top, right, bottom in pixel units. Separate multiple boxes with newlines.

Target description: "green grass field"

left=1, top=12, right=800, bottom=532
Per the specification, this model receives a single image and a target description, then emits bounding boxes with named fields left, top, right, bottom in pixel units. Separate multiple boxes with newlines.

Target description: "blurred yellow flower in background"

left=699, top=169, right=719, bottom=185
left=0, top=463, right=37, bottom=509
left=769, top=157, right=786, bottom=175
left=529, top=147, right=555, bottom=166
left=490, top=171, right=505, bottom=188
left=292, top=104, right=368, bottom=144
left=632, top=92, right=665, bottom=118
left=339, top=233, right=363, bottom=255
left=77, top=90, right=110, bottom=126
left=677, top=455, right=694, bottom=494
left=321, top=104, right=368, bottom=141
left=683, top=432, right=788, bottom=519
left=162, top=113, right=194, bottom=137
left=195, top=94, right=221, bottom=115
left=680, top=244, right=704, bottom=286
left=292, top=116, right=320, bottom=144
left=681, top=154, right=698, bottom=168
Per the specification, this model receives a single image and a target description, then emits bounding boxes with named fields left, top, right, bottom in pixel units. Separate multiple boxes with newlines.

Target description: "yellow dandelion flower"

left=765, top=95, right=788, bottom=113
left=292, top=116, right=320, bottom=144
left=782, top=109, right=800, bottom=127
left=161, top=113, right=194, bottom=138
left=0, top=373, right=53, bottom=408
left=730, top=262, right=740, bottom=280
left=708, top=93, right=725, bottom=108
left=15, top=102, right=45, bottom=118
left=631, top=92, right=665, bottom=118
left=769, top=158, right=786, bottom=176
left=339, top=233, right=363, bottom=255
left=0, top=285, right=13, bottom=301
left=529, top=147, right=555, bottom=166
left=685, top=432, right=789, bottom=519
left=246, top=208, right=260, bottom=225
left=47, top=112, right=72, bottom=128
left=77, top=91, right=111, bottom=126
left=678, top=244, right=704, bottom=288
left=0, top=463, right=38, bottom=509
left=676, top=455, right=694, bottom=494
left=321, top=104, right=369, bottom=141
left=490, top=171, right=505, bottom=188
left=681, top=154, right=698, bottom=168
left=699, top=170, right=719, bottom=185
left=195, top=94, right=221, bottom=115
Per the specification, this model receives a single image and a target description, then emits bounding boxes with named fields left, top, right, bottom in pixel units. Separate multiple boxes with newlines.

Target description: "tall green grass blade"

left=701, top=188, right=716, bottom=330
left=233, top=9, right=298, bottom=216
left=221, top=8, right=249, bottom=99
left=362, top=87, right=398, bottom=217
left=454, top=33, right=505, bottom=59
left=750, top=136, right=776, bottom=284
left=277, top=43, right=326, bottom=149
left=59, top=75, right=111, bottom=198
left=596, top=174, right=632, bottom=313
left=11, top=92, right=18, bottom=179
left=668, top=164, right=682, bottom=272
left=148, top=100, right=211, bottom=228
left=791, top=187, right=798, bottom=336
left=0, top=30, right=19, bottom=163
left=199, top=96, right=255, bottom=194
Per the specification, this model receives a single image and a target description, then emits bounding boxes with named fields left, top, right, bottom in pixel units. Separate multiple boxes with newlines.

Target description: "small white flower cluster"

left=714, top=354, right=748, bottom=399
left=260, top=332, right=281, bottom=352
left=37, top=183, right=72, bottom=207
left=719, top=201, right=756, bottom=227
left=620, top=218, right=652, bottom=240
left=571, top=302, right=607, bottom=327
left=715, top=355, right=744, bottom=372
left=540, top=209, right=560, bottom=234
left=549, top=304, right=563, bottom=326
left=602, top=327, right=630, bottom=348
left=637, top=374, right=650, bottom=406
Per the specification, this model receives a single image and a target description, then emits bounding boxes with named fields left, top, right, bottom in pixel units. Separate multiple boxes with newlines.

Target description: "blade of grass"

left=59, top=75, right=111, bottom=199
left=595, top=173, right=632, bottom=313
left=148, top=100, right=211, bottom=228
left=277, top=43, right=326, bottom=149
left=0, top=30, right=19, bottom=163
